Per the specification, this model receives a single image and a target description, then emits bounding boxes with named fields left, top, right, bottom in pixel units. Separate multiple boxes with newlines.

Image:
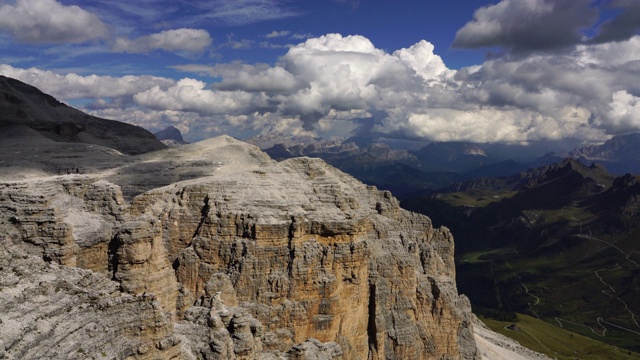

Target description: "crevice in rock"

left=192, top=194, right=210, bottom=240
left=429, top=278, right=441, bottom=315
left=107, top=234, right=120, bottom=281
left=287, top=216, right=296, bottom=280
left=367, top=283, right=378, bottom=356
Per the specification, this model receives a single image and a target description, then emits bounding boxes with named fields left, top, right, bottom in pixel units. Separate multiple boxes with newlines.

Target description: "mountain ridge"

left=0, top=75, right=166, bottom=155
left=570, top=133, right=640, bottom=175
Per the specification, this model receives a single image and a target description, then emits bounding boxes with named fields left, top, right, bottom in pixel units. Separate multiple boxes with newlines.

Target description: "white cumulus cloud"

left=393, top=40, right=454, bottom=83
left=577, top=36, right=640, bottom=66
left=0, top=64, right=174, bottom=99
left=0, top=0, right=109, bottom=44
left=4, top=32, right=640, bottom=144
left=603, top=91, right=640, bottom=133
left=212, top=64, right=302, bottom=93
left=133, top=78, right=258, bottom=115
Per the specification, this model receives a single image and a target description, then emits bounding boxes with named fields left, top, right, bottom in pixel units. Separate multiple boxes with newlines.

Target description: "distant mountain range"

left=246, top=135, right=436, bottom=197
left=246, top=132, right=640, bottom=200
left=246, top=137, right=558, bottom=197
left=402, top=158, right=640, bottom=353
left=570, top=133, right=640, bottom=175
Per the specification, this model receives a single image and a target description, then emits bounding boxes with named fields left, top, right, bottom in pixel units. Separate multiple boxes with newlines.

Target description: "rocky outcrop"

left=0, top=135, right=492, bottom=359
left=569, top=133, right=640, bottom=161
left=568, top=133, right=640, bottom=175
left=122, top=149, right=479, bottom=359
left=111, top=217, right=180, bottom=316
left=0, top=239, right=183, bottom=360
left=0, top=177, right=124, bottom=269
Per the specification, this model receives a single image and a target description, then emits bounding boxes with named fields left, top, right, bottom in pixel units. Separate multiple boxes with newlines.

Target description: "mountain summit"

left=154, top=125, right=188, bottom=147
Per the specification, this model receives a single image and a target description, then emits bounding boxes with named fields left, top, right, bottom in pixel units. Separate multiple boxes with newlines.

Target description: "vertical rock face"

left=129, top=155, right=478, bottom=359
left=111, top=217, right=179, bottom=316
left=0, top=136, right=481, bottom=359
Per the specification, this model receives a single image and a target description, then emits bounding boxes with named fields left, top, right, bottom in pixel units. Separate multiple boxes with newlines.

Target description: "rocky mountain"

left=570, top=133, right=640, bottom=160
left=154, top=125, right=188, bottom=147
left=0, top=76, right=555, bottom=359
left=570, top=133, right=640, bottom=174
left=0, top=75, right=166, bottom=155
left=0, top=134, right=473, bottom=359
left=402, top=158, right=640, bottom=355
left=255, top=138, right=414, bottom=163
left=410, top=142, right=490, bottom=173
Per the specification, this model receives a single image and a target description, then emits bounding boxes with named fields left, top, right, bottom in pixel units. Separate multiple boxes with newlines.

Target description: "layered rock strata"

left=131, top=156, right=478, bottom=359
left=0, top=135, right=482, bottom=359
left=0, top=239, right=183, bottom=360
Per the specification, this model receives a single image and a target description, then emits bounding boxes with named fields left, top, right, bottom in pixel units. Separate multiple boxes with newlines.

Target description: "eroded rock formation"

left=0, top=135, right=483, bottom=359
left=0, top=240, right=183, bottom=359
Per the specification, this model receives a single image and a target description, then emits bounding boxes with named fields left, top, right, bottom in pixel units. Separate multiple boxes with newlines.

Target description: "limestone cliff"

left=0, top=135, right=491, bottom=359
left=130, top=153, right=478, bottom=359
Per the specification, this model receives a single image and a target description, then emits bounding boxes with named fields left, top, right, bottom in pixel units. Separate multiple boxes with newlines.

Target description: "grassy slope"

left=460, top=236, right=640, bottom=353
left=481, top=314, right=640, bottom=360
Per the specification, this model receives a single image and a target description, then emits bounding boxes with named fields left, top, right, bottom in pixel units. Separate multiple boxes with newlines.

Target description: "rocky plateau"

left=0, top=76, right=549, bottom=359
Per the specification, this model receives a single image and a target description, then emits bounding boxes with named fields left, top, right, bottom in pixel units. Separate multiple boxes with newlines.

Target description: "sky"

left=1, top=0, right=640, bottom=145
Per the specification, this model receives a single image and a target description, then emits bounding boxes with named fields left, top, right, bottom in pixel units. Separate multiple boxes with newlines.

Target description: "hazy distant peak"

left=244, top=134, right=340, bottom=150
left=569, top=132, right=640, bottom=160
left=154, top=125, right=188, bottom=147
left=463, top=145, right=487, bottom=157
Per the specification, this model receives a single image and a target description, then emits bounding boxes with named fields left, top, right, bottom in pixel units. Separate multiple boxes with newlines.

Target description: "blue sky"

left=1, top=0, right=640, bottom=144
left=2, top=1, right=487, bottom=74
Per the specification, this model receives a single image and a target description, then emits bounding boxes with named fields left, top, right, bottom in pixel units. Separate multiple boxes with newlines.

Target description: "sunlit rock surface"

left=0, top=131, right=549, bottom=359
